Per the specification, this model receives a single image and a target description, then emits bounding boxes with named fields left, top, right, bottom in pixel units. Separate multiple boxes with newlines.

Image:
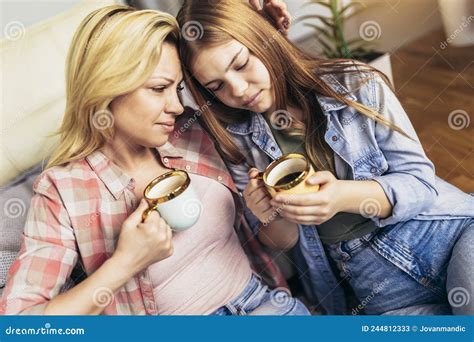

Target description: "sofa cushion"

left=0, top=162, right=44, bottom=295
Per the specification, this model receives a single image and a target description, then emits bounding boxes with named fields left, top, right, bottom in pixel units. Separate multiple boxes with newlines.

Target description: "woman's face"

left=191, top=39, right=276, bottom=114
left=110, top=43, right=184, bottom=148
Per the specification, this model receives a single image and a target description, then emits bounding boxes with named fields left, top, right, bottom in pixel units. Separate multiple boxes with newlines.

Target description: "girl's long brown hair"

left=177, top=0, right=408, bottom=171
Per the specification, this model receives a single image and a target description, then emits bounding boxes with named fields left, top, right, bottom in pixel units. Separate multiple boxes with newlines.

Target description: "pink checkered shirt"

left=0, top=110, right=286, bottom=315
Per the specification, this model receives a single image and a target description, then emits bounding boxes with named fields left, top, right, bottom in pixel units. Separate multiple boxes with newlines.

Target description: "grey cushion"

left=0, top=162, right=44, bottom=295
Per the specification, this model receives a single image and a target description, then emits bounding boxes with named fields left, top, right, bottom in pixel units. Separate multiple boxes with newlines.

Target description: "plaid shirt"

left=0, top=110, right=286, bottom=315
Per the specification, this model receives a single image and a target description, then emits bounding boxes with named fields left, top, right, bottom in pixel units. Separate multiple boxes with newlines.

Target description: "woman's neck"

left=101, top=135, right=155, bottom=175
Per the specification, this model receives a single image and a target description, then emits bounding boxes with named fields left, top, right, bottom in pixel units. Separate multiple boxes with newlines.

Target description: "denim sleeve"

left=370, top=75, right=438, bottom=226
left=224, top=160, right=263, bottom=235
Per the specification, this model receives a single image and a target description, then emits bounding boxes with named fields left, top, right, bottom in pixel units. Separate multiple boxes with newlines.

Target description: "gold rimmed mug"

left=256, top=153, right=318, bottom=196
left=142, top=170, right=201, bottom=231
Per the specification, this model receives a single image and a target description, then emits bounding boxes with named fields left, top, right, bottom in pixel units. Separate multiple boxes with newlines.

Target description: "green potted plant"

left=297, top=0, right=393, bottom=83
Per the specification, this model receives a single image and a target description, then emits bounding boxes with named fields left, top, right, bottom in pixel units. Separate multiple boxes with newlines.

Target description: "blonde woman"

left=0, top=5, right=309, bottom=316
left=177, top=1, right=474, bottom=315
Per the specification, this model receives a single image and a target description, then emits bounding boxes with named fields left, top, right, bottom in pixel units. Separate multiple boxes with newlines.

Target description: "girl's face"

left=191, top=39, right=276, bottom=114
left=110, top=43, right=184, bottom=148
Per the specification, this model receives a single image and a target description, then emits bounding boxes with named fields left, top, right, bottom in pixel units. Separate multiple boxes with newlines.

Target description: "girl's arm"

left=270, top=171, right=392, bottom=225
left=271, top=74, right=437, bottom=227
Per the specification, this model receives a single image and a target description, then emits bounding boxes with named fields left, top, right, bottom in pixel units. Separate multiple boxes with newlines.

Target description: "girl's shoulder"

left=318, top=64, right=390, bottom=111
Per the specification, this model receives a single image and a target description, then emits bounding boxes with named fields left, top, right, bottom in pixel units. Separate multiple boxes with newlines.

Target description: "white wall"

left=288, top=0, right=442, bottom=54
left=0, top=0, right=83, bottom=38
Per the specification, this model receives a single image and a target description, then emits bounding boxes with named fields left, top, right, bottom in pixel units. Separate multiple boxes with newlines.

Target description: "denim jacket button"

left=370, top=167, right=377, bottom=174
left=270, top=146, right=276, bottom=151
left=331, top=135, right=338, bottom=142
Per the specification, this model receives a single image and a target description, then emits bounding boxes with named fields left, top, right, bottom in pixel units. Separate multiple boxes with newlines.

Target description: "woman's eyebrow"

left=148, top=76, right=183, bottom=84
left=204, top=47, right=243, bottom=87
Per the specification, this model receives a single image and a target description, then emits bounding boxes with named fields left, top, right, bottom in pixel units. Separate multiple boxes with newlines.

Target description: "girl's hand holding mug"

left=243, top=168, right=277, bottom=224
left=270, top=171, right=344, bottom=225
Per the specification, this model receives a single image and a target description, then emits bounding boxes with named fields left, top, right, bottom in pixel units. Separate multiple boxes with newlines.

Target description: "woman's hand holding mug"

left=113, top=199, right=174, bottom=277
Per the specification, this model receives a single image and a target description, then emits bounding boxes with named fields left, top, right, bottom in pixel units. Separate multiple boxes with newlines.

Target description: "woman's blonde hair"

left=46, top=5, right=180, bottom=168
left=177, top=0, right=409, bottom=171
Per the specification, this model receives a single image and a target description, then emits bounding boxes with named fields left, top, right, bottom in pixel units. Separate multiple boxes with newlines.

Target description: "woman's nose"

left=167, top=91, right=184, bottom=116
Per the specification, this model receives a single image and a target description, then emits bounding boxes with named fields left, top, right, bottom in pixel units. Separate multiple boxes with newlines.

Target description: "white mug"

left=142, top=170, right=201, bottom=231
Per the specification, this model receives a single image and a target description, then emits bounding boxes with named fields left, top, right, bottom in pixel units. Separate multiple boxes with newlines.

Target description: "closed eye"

left=236, top=57, right=249, bottom=71
left=151, top=86, right=166, bottom=93
left=209, top=83, right=224, bottom=92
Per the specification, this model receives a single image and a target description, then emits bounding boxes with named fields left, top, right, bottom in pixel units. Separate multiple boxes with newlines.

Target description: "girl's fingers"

left=272, top=192, right=328, bottom=206
left=279, top=212, right=324, bottom=224
left=275, top=204, right=322, bottom=216
left=255, top=191, right=270, bottom=205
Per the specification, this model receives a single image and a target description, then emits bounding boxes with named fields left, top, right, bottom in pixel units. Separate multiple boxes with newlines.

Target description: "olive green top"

left=263, top=114, right=378, bottom=245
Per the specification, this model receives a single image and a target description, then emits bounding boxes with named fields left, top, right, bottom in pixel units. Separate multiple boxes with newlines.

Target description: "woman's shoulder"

left=33, top=157, right=94, bottom=195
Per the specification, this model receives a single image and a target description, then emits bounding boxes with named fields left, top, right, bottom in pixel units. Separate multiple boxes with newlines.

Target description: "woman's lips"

left=243, top=90, right=262, bottom=107
left=155, top=122, right=175, bottom=133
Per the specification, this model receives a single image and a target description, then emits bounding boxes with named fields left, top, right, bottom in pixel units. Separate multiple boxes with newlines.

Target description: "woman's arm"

left=45, top=199, right=173, bottom=315
left=43, top=255, right=133, bottom=315
left=1, top=175, right=172, bottom=315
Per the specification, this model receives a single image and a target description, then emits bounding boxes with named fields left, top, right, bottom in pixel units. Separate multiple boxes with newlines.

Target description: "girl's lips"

left=244, top=90, right=262, bottom=107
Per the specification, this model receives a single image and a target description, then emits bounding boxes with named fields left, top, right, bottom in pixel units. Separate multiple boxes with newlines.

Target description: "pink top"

left=147, top=173, right=253, bottom=315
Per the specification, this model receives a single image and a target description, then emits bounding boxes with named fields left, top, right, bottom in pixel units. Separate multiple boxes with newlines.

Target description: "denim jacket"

left=223, top=72, right=474, bottom=314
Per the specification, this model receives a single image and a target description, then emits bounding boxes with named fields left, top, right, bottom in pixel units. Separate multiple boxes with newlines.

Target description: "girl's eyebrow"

left=204, top=47, right=243, bottom=87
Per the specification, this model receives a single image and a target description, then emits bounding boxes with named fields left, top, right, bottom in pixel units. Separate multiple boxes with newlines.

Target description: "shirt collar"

left=86, top=150, right=133, bottom=200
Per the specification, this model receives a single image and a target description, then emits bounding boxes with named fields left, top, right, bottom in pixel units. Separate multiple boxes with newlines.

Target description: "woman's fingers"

left=248, top=0, right=263, bottom=11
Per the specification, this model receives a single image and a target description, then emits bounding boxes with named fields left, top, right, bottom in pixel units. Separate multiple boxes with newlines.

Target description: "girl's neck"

left=264, top=103, right=304, bottom=122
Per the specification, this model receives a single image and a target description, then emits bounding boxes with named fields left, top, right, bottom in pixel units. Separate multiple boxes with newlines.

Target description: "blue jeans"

left=211, top=274, right=310, bottom=316
left=325, top=218, right=473, bottom=315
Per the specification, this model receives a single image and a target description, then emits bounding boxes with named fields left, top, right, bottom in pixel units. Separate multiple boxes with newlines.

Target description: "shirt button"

left=370, top=167, right=377, bottom=174
left=185, top=165, right=191, bottom=171
left=217, top=176, right=223, bottom=181
left=331, top=135, right=338, bottom=142
left=163, top=157, right=169, bottom=163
